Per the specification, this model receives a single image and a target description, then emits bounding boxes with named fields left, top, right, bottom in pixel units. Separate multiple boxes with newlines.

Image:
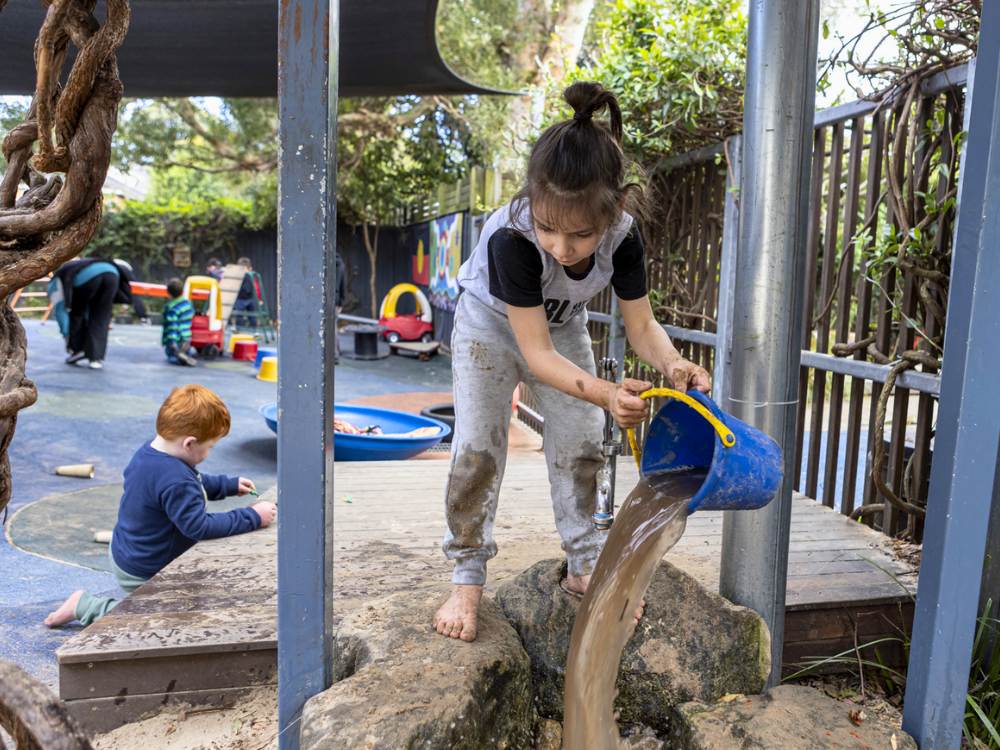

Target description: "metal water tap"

left=593, top=357, right=623, bottom=530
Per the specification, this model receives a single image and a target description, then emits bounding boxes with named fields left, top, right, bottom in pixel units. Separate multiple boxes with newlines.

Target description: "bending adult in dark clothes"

left=69, top=270, right=119, bottom=367
left=55, top=258, right=141, bottom=369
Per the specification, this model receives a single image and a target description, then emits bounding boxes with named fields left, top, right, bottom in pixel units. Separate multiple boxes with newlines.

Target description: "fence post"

left=903, top=19, right=1000, bottom=742
left=712, top=134, right=741, bottom=403
left=718, top=0, right=820, bottom=689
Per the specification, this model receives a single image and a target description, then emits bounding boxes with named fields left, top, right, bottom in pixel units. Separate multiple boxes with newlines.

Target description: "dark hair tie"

left=573, top=110, right=593, bottom=122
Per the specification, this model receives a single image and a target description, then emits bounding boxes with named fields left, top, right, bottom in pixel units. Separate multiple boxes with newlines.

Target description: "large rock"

left=494, top=559, right=770, bottom=735
left=671, top=685, right=918, bottom=749
left=300, top=590, right=533, bottom=750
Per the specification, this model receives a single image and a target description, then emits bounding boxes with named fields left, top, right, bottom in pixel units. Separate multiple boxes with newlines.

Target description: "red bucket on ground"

left=233, top=340, right=259, bottom=362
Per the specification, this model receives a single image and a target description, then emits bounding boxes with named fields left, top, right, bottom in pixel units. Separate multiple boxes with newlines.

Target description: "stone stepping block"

left=671, top=684, right=917, bottom=749
left=494, top=558, right=771, bottom=736
left=301, top=590, right=533, bottom=749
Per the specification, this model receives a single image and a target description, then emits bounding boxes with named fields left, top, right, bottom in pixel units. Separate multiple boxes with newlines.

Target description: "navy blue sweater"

left=111, top=442, right=261, bottom=578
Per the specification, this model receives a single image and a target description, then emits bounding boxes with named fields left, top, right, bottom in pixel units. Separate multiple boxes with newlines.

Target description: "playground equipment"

left=233, top=340, right=259, bottom=362
left=342, top=324, right=388, bottom=360
left=182, top=275, right=224, bottom=358
left=378, top=283, right=434, bottom=344
left=258, top=356, right=278, bottom=383
left=419, top=404, right=454, bottom=443
left=221, top=265, right=276, bottom=343
left=10, top=275, right=53, bottom=321
left=254, top=347, right=278, bottom=370
left=228, top=333, right=256, bottom=353
left=259, top=403, right=450, bottom=460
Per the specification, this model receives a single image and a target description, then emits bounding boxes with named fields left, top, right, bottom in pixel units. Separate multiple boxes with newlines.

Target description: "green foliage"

left=965, top=601, right=1000, bottom=749
left=115, top=98, right=278, bottom=176
left=336, top=96, right=475, bottom=225
left=87, top=198, right=257, bottom=278
left=0, top=97, right=29, bottom=168
left=569, top=0, right=747, bottom=163
left=436, top=0, right=524, bottom=90
left=111, top=98, right=279, bottom=220
left=109, top=92, right=494, bottom=227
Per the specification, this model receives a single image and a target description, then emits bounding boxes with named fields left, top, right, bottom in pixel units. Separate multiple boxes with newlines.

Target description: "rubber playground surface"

left=2, top=319, right=454, bottom=687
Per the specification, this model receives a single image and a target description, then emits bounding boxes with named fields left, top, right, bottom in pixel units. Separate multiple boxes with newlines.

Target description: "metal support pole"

left=276, top=1, right=338, bottom=747
left=712, top=134, right=741, bottom=404
left=903, top=10, right=1000, bottom=743
left=607, top=294, right=627, bottom=370
left=718, top=0, right=819, bottom=688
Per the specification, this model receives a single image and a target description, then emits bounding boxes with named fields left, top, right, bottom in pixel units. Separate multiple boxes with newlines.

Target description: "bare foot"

left=44, top=590, right=83, bottom=628
left=433, top=584, right=483, bottom=642
left=564, top=573, right=645, bottom=624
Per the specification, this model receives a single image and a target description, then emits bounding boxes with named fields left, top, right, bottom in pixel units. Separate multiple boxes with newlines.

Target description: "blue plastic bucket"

left=254, top=347, right=278, bottom=370
left=640, top=390, right=783, bottom=514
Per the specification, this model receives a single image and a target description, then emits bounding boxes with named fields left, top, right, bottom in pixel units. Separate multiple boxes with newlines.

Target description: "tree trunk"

left=361, top=220, right=380, bottom=318
left=503, top=0, right=597, bottom=170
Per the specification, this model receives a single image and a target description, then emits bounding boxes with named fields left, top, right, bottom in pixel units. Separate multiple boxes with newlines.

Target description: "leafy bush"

left=571, top=0, right=747, bottom=164
left=88, top=198, right=260, bottom=278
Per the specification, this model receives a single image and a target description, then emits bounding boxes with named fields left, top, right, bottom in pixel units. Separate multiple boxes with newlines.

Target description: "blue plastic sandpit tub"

left=258, top=402, right=450, bottom=461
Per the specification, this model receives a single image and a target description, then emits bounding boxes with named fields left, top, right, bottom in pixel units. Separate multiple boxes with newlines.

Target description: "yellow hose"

left=625, top=388, right=736, bottom=468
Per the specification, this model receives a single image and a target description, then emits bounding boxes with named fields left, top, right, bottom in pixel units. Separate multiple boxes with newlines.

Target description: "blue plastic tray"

left=258, top=402, right=450, bottom=461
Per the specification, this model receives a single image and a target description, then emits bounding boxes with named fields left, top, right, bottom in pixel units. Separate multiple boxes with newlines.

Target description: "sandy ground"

left=93, top=689, right=278, bottom=750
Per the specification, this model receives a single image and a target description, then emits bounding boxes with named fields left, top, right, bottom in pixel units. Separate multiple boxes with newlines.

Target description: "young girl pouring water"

left=433, top=82, right=711, bottom=642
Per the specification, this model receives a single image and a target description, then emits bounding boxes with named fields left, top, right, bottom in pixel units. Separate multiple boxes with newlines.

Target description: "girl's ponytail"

left=564, top=81, right=623, bottom=145
left=510, top=82, right=644, bottom=232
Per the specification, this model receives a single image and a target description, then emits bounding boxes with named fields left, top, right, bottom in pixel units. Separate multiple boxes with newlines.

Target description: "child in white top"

left=433, top=82, right=710, bottom=642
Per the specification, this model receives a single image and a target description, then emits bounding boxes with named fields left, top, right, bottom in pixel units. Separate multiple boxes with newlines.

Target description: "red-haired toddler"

left=45, top=385, right=276, bottom=627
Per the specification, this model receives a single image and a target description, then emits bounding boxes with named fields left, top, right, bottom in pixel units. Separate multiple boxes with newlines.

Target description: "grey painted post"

left=903, top=11, right=1000, bottom=744
left=718, top=0, right=819, bottom=688
left=712, top=134, right=741, bottom=403
left=276, top=1, right=337, bottom=747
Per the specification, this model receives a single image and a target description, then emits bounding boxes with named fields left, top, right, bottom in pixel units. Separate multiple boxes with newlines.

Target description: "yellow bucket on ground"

left=257, top=356, right=278, bottom=382
left=228, top=333, right=256, bottom=353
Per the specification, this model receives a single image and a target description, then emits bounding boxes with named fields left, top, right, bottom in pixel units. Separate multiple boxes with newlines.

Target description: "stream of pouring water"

left=562, top=470, right=708, bottom=749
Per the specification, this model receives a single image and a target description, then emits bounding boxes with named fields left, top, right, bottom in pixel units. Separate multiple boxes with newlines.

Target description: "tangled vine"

left=0, top=0, right=129, bottom=518
left=823, top=1, right=979, bottom=527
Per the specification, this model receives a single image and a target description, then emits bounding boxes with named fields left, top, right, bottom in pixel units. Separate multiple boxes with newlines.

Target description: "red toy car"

left=378, top=284, right=435, bottom=343
left=378, top=314, right=434, bottom=344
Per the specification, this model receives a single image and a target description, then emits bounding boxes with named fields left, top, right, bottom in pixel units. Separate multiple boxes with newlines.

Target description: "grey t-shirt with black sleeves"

left=456, top=200, right=647, bottom=327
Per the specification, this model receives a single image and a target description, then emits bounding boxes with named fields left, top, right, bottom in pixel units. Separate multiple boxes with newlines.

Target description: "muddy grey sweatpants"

left=443, top=292, right=606, bottom=586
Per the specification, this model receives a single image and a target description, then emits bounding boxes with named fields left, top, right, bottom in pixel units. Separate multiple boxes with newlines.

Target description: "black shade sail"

left=0, top=0, right=503, bottom=97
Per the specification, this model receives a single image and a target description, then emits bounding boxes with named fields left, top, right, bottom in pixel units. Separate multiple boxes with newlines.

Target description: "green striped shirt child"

left=162, top=296, right=194, bottom=347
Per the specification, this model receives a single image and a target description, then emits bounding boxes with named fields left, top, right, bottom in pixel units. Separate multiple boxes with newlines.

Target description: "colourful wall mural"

left=428, top=213, right=463, bottom=311
left=411, top=223, right=431, bottom=286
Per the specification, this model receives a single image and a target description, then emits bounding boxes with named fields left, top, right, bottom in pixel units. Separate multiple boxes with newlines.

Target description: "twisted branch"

left=0, top=0, right=129, bottom=516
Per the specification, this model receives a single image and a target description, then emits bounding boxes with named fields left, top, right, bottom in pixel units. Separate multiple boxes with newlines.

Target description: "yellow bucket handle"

left=625, top=388, right=736, bottom=468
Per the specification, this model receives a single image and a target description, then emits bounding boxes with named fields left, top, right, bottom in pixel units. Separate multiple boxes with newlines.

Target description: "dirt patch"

left=93, top=688, right=277, bottom=750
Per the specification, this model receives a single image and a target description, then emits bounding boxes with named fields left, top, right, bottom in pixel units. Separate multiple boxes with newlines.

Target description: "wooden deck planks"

left=57, top=453, right=918, bottom=731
